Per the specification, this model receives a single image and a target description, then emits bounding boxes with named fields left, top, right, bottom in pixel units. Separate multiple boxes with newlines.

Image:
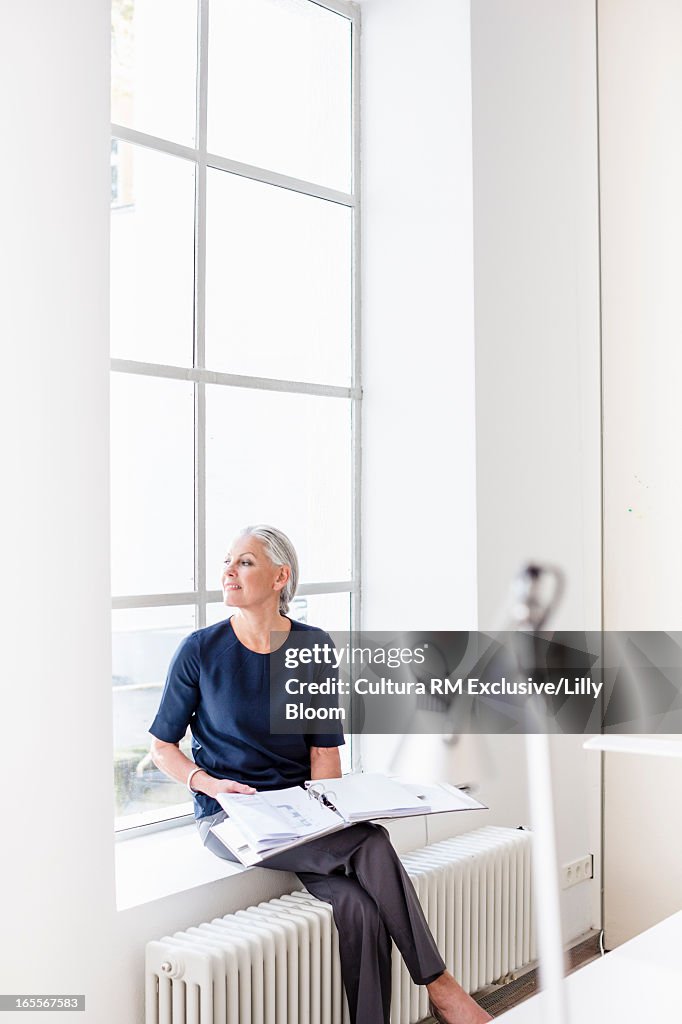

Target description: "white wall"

left=0, top=0, right=117, bottom=1016
left=357, top=0, right=532, bottom=869
left=360, top=0, right=479, bottom=634
left=598, top=0, right=682, bottom=947
left=599, top=0, right=682, bottom=634
left=471, top=0, right=602, bottom=633
left=470, top=0, right=603, bottom=940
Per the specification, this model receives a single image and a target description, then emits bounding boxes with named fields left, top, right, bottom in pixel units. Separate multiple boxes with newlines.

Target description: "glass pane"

left=110, top=143, right=195, bottom=365
left=205, top=170, right=351, bottom=385
left=205, top=387, right=352, bottom=584
left=113, top=606, right=195, bottom=821
left=206, top=604, right=232, bottom=628
left=290, top=592, right=351, bottom=632
left=205, top=593, right=351, bottom=630
left=111, top=374, right=195, bottom=596
left=207, top=0, right=352, bottom=192
left=111, top=0, right=198, bottom=147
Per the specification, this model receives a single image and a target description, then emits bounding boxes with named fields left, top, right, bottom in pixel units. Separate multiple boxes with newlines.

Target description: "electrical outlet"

left=561, top=854, right=594, bottom=889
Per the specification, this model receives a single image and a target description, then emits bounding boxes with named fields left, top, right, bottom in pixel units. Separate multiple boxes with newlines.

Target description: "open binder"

left=210, top=772, right=487, bottom=866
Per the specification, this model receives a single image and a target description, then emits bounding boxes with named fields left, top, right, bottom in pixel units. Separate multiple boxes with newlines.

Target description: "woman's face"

left=221, top=534, right=289, bottom=611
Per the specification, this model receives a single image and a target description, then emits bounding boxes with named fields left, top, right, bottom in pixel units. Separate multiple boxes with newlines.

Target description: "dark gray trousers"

left=197, top=812, right=446, bottom=1024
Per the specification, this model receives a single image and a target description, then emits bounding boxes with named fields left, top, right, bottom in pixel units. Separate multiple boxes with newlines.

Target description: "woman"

left=149, top=525, right=492, bottom=1024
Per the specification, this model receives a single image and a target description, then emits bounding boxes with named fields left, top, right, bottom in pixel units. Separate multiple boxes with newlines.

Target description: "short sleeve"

left=305, top=629, right=345, bottom=749
left=306, top=733, right=345, bottom=748
left=148, top=632, right=201, bottom=743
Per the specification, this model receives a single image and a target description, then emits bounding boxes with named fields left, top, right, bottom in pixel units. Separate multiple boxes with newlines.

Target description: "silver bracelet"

left=187, top=766, right=204, bottom=793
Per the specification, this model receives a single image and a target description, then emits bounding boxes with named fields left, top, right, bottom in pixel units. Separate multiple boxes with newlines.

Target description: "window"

left=110, top=0, right=360, bottom=831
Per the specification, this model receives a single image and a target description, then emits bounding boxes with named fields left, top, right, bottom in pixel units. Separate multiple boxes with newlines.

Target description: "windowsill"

left=115, top=812, right=436, bottom=911
left=115, top=821, right=249, bottom=911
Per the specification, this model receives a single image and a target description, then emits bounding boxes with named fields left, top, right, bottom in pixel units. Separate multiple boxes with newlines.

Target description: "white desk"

left=499, top=911, right=682, bottom=1021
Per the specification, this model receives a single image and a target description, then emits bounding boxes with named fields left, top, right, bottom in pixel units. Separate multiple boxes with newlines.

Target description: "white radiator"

left=145, top=825, right=534, bottom=1024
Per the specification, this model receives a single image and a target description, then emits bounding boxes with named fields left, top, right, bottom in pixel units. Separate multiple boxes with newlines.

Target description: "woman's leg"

left=265, top=822, right=446, bottom=986
left=266, top=825, right=493, bottom=1023
left=198, top=814, right=394, bottom=1022
left=297, top=870, right=393, bottom=1024
left=196, top=810, right=241, bottom=863
left=198, top=817, right=489, bottom=1023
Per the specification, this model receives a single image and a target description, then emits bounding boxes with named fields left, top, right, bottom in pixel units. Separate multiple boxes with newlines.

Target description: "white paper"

left=217, top=785, right=339, bottom=848
left=307, top=772, right=430, bottom=821
left=401, top=781, right=487, bottom=813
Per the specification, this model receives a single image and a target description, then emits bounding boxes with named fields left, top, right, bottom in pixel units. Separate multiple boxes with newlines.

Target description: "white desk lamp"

left=505, top=565, right=570, bottom=1024
left=394, top=564, right=573, bottom=1023
left=502, top=567, right=682, bottom=1021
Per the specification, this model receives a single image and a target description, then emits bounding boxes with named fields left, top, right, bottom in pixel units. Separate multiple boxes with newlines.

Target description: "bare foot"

left=427, top=970, right=493, bottom=1023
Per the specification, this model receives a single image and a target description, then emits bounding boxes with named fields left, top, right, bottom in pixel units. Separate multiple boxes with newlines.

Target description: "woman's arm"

left=150, top=738, right=256, bottom=796
left=310, top=745, right=342, bottom=781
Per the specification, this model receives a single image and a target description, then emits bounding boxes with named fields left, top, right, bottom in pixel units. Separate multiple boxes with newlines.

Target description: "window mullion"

left=194, top=0, right=209, bottom=629
left=110, top=124, right=355, bottom=208
left=351, top=12, right=362, bottom=640
left=110, top=359, right=357, bottom=399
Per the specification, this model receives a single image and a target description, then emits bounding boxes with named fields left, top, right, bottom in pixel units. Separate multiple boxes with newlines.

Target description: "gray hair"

left=239, top=524, right=299, bottom=615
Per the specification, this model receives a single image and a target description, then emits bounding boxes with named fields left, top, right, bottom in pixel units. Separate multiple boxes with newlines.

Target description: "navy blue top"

left=149, top=617, right=345, bottom=820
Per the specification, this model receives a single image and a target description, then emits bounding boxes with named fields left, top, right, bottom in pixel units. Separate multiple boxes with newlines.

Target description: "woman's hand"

left=206, top=777, right=257, bottom=798
left=149, top=740, right=257, bottom=798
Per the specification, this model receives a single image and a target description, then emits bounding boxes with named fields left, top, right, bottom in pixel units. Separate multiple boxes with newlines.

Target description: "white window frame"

left=112, top=0, right=361, bottom=837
